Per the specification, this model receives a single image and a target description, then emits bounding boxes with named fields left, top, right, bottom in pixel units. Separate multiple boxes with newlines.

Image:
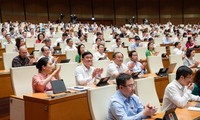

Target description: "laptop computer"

left=157, top=63, right=176, bottom=77
left=96, top=77, right=110, bottom=86
left=131, top=71, right=141, bottom=79
left=50, top=79, right=67, bottom=94
left=60, top=59, right=70, bottom=63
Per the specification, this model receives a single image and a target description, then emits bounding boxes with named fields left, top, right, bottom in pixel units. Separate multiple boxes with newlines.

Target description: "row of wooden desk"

left=13, top=89, right=200, bottom=120
left=0, top=69, right=169, bottom=119
left=23, top=92, right=92, bottom=120
left=1, top=69, right=199, bottom=120
left=148, top=102, right=200, bottom=120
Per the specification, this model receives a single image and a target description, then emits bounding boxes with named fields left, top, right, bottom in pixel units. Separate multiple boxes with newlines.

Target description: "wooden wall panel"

left=1, top=0, right=25, bottom=22
left=48, top=0, right=70, bottom=23
left=24, top=0, right=48, bottom=23
left=160, top=0, right=182, bottom=25
left=115, top=0, right=136, bottom=26
left=0, top=0, right=199, bottom=27
left=93, top=0, right=114, bottom=25
left=137, top=0, right=159, bottom=24
left=184, top=0, right=200, bottom=24
left=71, top=0, right=92, bottom=19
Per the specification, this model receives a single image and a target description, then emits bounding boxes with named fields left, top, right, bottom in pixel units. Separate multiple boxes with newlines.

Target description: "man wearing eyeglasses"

left=107, top=73, right=157, bottom=120
left=162, top=66, right=200, bottom=112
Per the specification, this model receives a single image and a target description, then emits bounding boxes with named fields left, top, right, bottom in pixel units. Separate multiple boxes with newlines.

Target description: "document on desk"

left=67, top=86, right=91, bottom=91
left=188, top=106, right=200, bottom=111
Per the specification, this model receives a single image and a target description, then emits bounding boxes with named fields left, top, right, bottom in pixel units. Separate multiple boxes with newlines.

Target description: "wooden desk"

left=142, top=73, right=169, bottom=102
left=27, top=47, right=34, bottom=55
left=53, top=54, right=66, bottom=63
left=0, top=70, right=13, bottom=119
left=0, top=56, right=4, bottom=70
left=194, top=48, right=200, bottom=53
left=24, top=92, right=92, bottom=120
left=106, top=51, right=113, bottom=60
left=148, top=102, right=200, bottom=120
left=0, top=48, right=5, bottom=56
left=0, top=70, right=13, bottom=98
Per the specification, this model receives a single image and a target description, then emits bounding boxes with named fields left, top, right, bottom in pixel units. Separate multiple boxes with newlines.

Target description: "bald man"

left=12, top=46, right=36, bottom=67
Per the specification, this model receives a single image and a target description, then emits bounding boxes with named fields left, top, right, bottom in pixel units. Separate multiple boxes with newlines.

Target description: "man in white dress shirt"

left=107, top=52, right=130, bottom=80
left=75, top=51, right=103, bottom=86
left=162, top=66, right=200, bottom=112
left=162, top=34, right=173, bottom=44
left=172, top=42, right=186, bottom=56
left=2, top=34, right=15, bottom=48
left=126, top=50, right=147, bottom=75
left=37, top=46, right=57, bottom=65
left=65, top=38, right=77, bottom=51
left=54, top=33, right=68, bottom=46
left=111, top=38, right=122, bottom=51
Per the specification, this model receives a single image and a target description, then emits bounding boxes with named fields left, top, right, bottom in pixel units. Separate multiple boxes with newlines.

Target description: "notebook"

left=96, top=77, right=110, bottom=86
left=157, top=63, right=177, bottom=77
left=163, top=108, right=178, bottom=120
left=155, top=108, right=178, bottom=120
left=60, top=59, right=70, bottom=63
left=50, top=79, right=67, bottom=94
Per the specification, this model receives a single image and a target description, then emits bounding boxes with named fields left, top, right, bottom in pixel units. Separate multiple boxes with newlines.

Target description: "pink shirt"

left=32, top=73, right=56, bottom=93
left=35, top=39, right=44, bottom=43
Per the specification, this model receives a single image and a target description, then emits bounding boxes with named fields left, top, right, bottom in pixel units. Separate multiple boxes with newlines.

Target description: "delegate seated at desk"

left=192, top=69, right=200, bottom=96
left=12, top=46, right=36, bottom=67
left=106, top=52, right=130, bottom=80
left=75, top=51, right=103, bottom=86
left=183, top=48, right=200, bottom=68
left=162, top=66, right=200, bottom=112
left=107, top=73, right=157, bottom=120
left=126, top=50, right=147, bottom=76
left=32, top=57, right=61, bottom=93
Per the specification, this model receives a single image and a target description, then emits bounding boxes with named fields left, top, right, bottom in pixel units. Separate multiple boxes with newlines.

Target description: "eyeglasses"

left=123, top=83, right=136, bottom=88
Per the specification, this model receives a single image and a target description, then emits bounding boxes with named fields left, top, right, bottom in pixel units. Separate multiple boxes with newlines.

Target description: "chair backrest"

left=83, top=43, right=93, bottom=51
left=34, top=43, right=45, bottom=51
left=93, top=60, right=111, bottom=77
left=180, top=41, right=186, bottom=47
left=169, top=46, right=175, bottom=55
left=168, top=73, right=176, bottom=83
left=87, top=49, right=97, bottom=55
left=120, top=38, right=129, bottom=43
left=105, top=42, right=114, bottom=51
left=147, top=56, right=163, bottom=73
left=124, top=42, right=132, bottom=51
left=88, top=85, right=116, bottom=120
left=135, top=47, right=147, bottom=60
left=59, top=42, right=66, bottom=54
left=3, top=52, right=19, bottom=70
left=135, top=77, right=161, bottom=112
left=66, top=50, right=77, bottom=62
left=33, top=51, right=42, bottom=59
left=5, top=44, right=16, bottom=53
left=56, top=62, right=78, bottom=87
left=155, top=46, right=166, bottom=56
left=11, top=66, right=38, bottom=96
left=154, top=38, right=163, bottom=46
left=25, top=38, right=36, bottom=48
left=194, top=53, right=200, bottom=61
left=103, top=29, right=112, bottom=41
left=87, top=32, right=95, bottom=43
left=169, top=55, right=183, bottom=71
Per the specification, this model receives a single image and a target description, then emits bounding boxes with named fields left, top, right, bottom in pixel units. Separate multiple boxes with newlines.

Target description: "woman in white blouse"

left=93, top=44, right=109, bottom=61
